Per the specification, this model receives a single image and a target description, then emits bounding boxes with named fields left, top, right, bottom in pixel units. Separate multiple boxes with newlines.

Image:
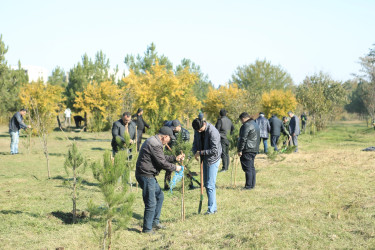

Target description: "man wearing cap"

left=163, top=119, right=190, bottom=190
left=192, top=118, right=222, bottom=215
left=215, top=109, right=234, bottom=172
left=135, top=126, right=184, bottom=234
left=132, top=108, right=150, bottom=151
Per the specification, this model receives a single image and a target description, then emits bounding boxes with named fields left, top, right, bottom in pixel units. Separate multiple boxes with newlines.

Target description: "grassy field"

left=0, top=121, right=374, bottom=249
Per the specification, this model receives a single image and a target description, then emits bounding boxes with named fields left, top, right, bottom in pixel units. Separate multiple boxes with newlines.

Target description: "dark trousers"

left=164, top=170, right=172, bottom=190
left=240, top=152, right=256, bottom=189
left=137, top=130, right=143, bottom=151
left=220, top=139, right=230, bottom=170
left=270, top=135, right=280, bottom=151
left=260, top=137, right=268, bottom=153
left=291, top=135, right=298, bottom=152
left=136, top=175, right=164, bottom=232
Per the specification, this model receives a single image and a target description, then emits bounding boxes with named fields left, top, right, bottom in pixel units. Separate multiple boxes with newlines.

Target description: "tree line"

left=1, top=34, right=374, bottom=133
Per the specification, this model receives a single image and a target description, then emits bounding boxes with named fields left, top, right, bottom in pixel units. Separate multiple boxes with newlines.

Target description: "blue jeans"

left=136, top=175, right=164, bottom=232
left=10, top=131, right=20, bottom=154
left=203, top=159, right=220, bottom=213
left=260, top=138, right=268, bottom=153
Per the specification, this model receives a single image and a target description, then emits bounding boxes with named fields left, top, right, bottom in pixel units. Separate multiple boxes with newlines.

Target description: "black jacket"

left=9, top=112, right=28, bottom=133
left=135, top=135, right=177, bottom=177
left=238, top=119, right=260, bottom=153
left=192, top=122, right=222, bottom=166
left=255, top=116, right=270, bottom=138
left=132, top=114, right=150, bottom=132
left=269, top=115, right=284, bottom=136
left=111, top=119, right=136, bottom=151
left=215, top=116, right=234, bottom=142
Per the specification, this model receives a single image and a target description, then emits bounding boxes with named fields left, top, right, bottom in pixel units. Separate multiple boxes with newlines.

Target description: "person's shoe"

left=219, top=169, right=227, bottom=173
left=142, top=230, right=155, bottom=234
left=204, top=210, right=217, bottom=215
left=189, top=185, right=199, bottom=190
left=242, top=187, right=253, bottom=190
left=152, top=223, right=166, bottom=230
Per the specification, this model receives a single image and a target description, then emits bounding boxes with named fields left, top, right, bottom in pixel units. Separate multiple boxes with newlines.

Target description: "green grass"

left=0, top=121, right=375, bottom=249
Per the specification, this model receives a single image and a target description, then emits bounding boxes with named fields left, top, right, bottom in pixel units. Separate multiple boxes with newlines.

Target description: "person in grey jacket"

left=288, top=111, right=300, bottom=152
left=268, top=114, right=285, bottom=151
left=255, top=112, right=270, bottom=153
left=238, top=112, right=260, bottom=190
left=111, top=112, right=136, bottom=156
left=215, top=109, right=234, bottom=172
left=135, top=126, right=184, bottom=233
left=192, top=118, right=222, bottom=215
left=9, top=109, right=31, bottom=155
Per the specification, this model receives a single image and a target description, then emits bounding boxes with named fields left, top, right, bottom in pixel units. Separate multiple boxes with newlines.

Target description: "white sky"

left=1, top=0, right=374, bottom=86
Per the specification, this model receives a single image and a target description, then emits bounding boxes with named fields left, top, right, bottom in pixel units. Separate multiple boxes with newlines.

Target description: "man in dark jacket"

left=268, top=114, right=285, bottom=151
left=215, top=109, right=234, bottom=172
left=135, top=126, right=184, bottom=234
left=163, top=119, right=190, bottom=190
left=301, top=112, right=307, bottom=132
left=9, top=109, right=31, bottom=155
left=192, top=118, right=222, bottom=215
left=111, top=112, right=136, bottom=156
left=288, top=111, right=300, bottom=152
left=132, top=108, right=150, bottom=151
left=238, top=112, right=260, bottom=190
left=255, top=112, right=270, bottom=153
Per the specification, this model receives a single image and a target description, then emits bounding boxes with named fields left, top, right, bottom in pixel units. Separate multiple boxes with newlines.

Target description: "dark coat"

left=289, top=115, right=300, bottom=136
left=215, top=116, right=234, bottom=143
left=255, top=116, right=271, bottom=138
left=9, top=112, right=28, bottom=133
left=192, top=122, right=222, bottom=166
left=132, top=114, right=150, bottom=132
left=111, top=119, right=136, bottom=151
left=238, top=119, right=260, bottom=153
left=269, top=115, right=284, bottom=136
left=135, top=135, right=177, bottom=178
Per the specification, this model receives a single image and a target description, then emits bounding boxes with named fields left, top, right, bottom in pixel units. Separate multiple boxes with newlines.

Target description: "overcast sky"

left=1, top=0, right=374, bottom=86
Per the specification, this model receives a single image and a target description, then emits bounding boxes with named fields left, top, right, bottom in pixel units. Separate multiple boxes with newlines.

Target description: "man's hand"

left=194, top=151, right=200, bottom=161
left=175, top=165, right=182, bottom=172
left=176, top=153, right=185, bottom=162
left=238, top=152, right=242, bottom=157
left=292, top=133, right=295, bottom=136
left=27, top=125, right=31, bottom=129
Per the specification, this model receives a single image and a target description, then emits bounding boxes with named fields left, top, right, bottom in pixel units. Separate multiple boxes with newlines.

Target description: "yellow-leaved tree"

left=204, top=84, right=249, bottom=122
left=261, top=89, right=297, bottom=118
left=20, top=82, right=65, bottom=178
left=74, top=81, right=123, bottom=132
left=123, top=62, right=201, bottom=132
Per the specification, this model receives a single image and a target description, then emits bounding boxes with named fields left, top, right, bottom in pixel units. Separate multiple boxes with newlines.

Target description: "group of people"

left=8, top=107, right=305, bottom=235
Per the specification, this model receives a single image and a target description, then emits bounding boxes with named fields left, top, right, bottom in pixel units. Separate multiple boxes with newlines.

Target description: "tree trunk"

left=108, top=220, right=112, bottom=250
left=84, top=112, right=87, bottom=132
left=73, top=169, right=77, bottom=224
left=43, top=134, right=50, bottom=179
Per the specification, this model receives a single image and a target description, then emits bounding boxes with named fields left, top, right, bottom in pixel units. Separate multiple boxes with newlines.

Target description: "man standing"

left=111, top=112, right=136, bottom=156
left=301, top=112, right=307, bottom=132
left=268, top=114, right=284, bottom=151
left=288, top=111, right=300, bottom=152
left=192, top=118, right=222, bottom=215
left=64, top=107, right=71, bottom=127
left=255, top=112, right=270, bottom=153
left=9, top=109, right=31, bottom=155
left=135, top=126, right=184, bottom=234
left=163, top=119, right=190, bottom=190
left=215, top=109, right=234, bottom=172
left=282, top=116, right=291, bottom=146
left=132, top=108, right=150, bottom=151
left=237, top=112, right=260, bottom=190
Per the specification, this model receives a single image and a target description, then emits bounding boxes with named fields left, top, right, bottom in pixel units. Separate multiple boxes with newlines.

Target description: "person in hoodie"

left=192, top=118, right=222, bottom=215
left=255, top=112, right=270, bottom=153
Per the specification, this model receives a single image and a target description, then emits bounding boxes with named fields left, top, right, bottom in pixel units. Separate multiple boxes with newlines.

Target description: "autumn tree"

left=74, top=81, right=122, bottom=132
left=123, top=62, right=201, bottom=132
left=261, top=90, right=298, bottom=118
left=296, top=72, right=347, bottom=131
left=204, top=84, right=249, bottom=122
left=20, top=82, right=65, bottom=178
